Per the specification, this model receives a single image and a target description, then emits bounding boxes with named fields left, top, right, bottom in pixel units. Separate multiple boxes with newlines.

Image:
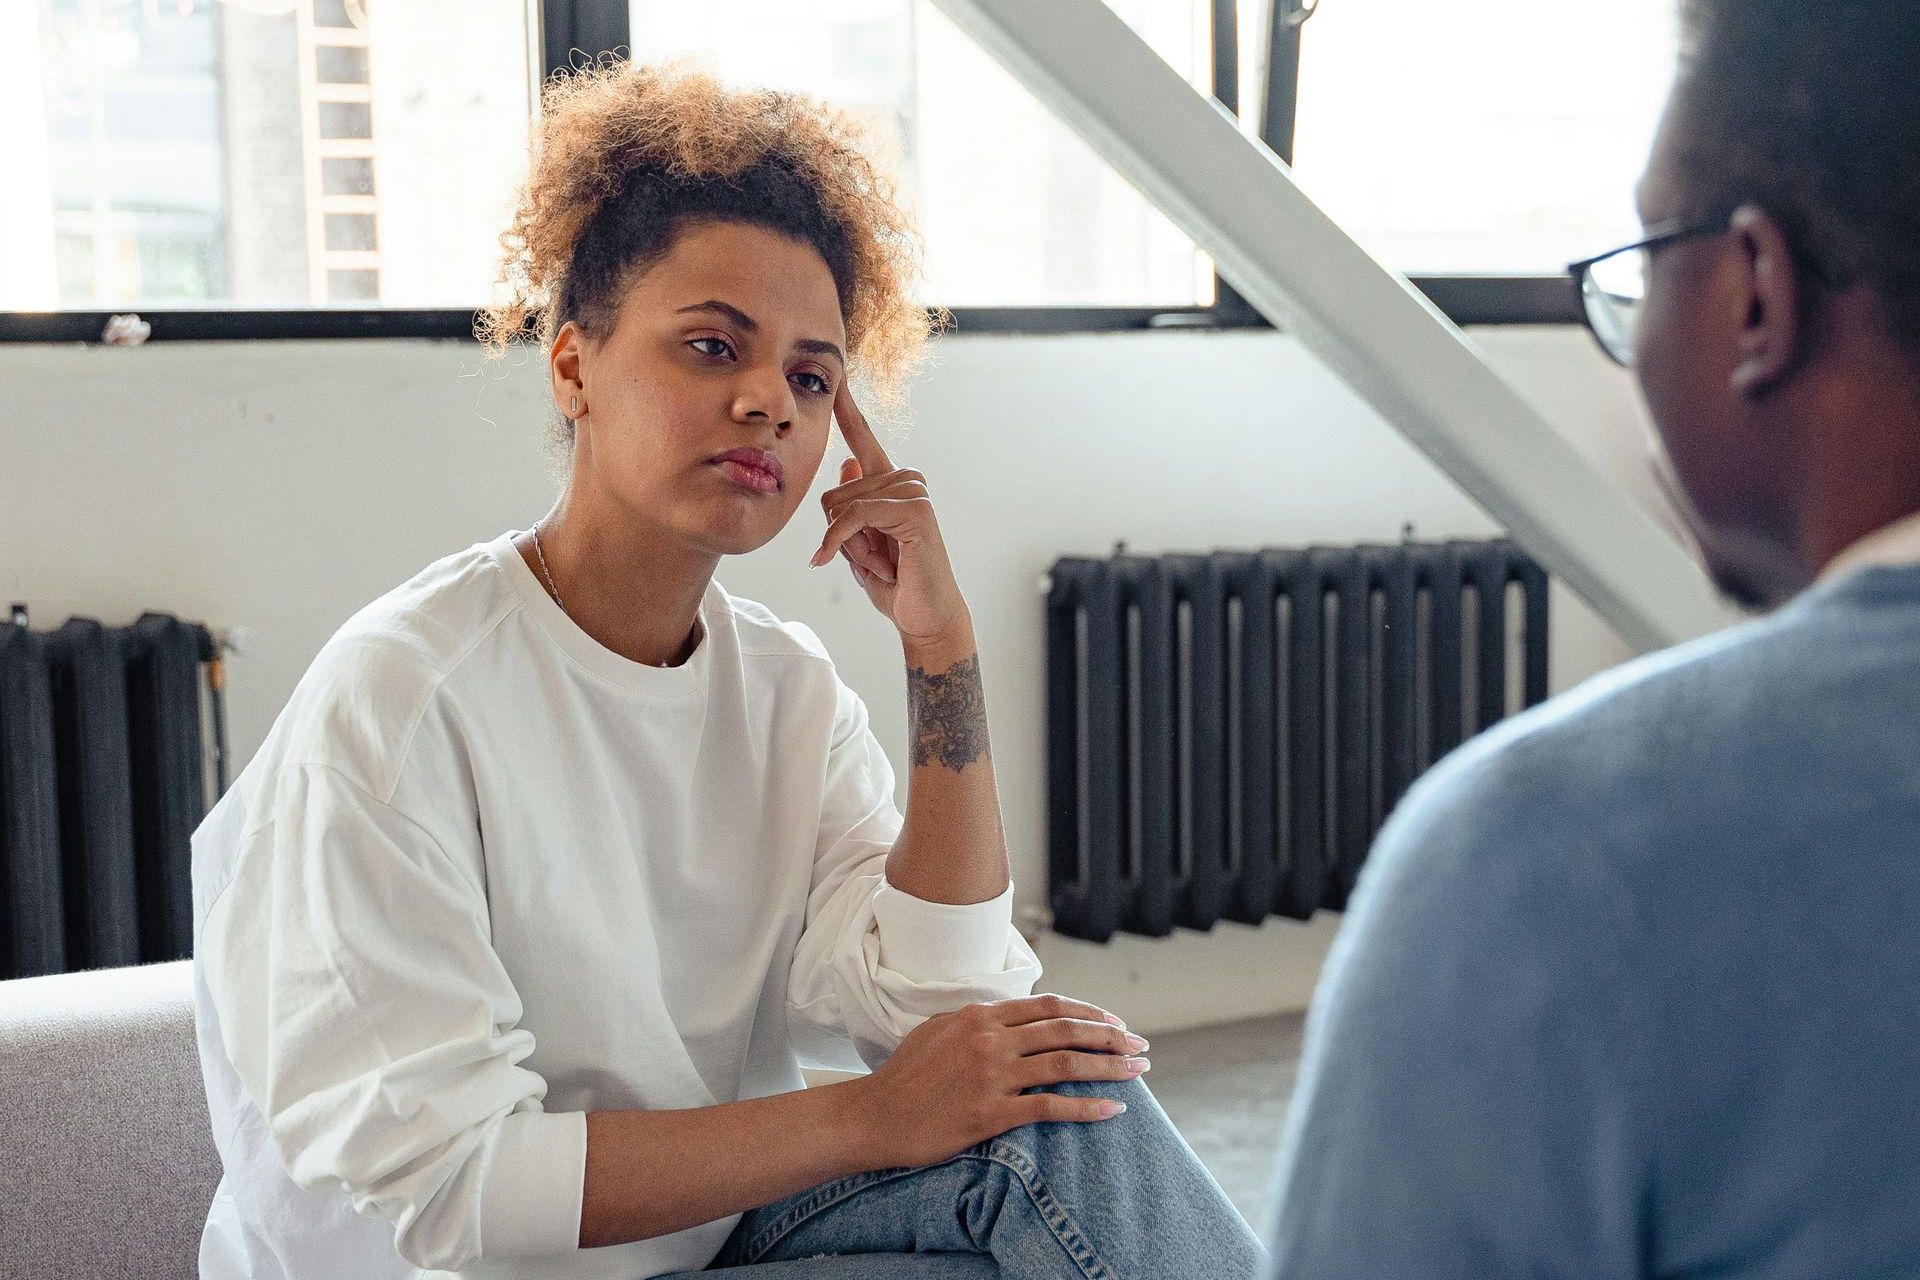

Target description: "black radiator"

left=0, top=607, right=224, bottom=979
left=1046, top=540, right=1549, bottom=943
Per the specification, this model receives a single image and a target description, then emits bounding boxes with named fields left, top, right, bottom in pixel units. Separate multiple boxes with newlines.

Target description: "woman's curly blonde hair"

left=478, top=57, right=940, bottom=426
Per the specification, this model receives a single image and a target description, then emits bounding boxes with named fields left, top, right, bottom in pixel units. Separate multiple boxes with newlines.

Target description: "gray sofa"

left=0, top=960, right=219, bottom=1278
left=0, top=961, right=996, bottom=1279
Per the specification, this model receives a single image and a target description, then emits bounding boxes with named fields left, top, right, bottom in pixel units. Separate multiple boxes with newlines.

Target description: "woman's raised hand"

left=811, top=383, right=970, bottom=647
left=848, top=994, right=1151, bottom=1170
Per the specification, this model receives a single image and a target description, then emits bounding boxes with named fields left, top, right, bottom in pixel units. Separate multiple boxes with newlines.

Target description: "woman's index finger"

left=833, top=380, right=894, bottom=476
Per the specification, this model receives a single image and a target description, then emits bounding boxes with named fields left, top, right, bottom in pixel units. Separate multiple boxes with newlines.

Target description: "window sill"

left=0, top=277, right=1579, bottom=345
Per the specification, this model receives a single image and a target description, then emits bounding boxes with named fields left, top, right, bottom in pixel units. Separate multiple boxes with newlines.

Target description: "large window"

left=0, top=0, right=1686, bottom=336
left=1290, top=0, right=1680, bottom=275
left=628, top=0, right=1217, bottom=308
left=0, top=0, right=1224, bottom=318
left=2, top=0, right=537, bottom=313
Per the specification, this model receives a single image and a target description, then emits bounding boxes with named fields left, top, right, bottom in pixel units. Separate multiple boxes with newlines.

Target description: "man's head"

left=1634, top=0, right=1920, bottom=609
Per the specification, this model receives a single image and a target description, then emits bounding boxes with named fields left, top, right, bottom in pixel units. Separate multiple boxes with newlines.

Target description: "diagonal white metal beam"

left=929, top=0, right=1738, bottom=652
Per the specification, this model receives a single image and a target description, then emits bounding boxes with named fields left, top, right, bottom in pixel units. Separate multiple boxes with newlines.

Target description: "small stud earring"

left=569, top=395, right=580, bottom=416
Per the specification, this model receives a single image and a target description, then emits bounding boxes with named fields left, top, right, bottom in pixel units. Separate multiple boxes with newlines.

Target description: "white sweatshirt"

left=190, top=529, right=1043, bottom=1280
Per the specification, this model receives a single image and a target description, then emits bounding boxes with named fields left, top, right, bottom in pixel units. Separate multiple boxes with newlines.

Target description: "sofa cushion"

left=0, top=960, right=216, bottom=1280
left=0, top=962, right=1002, bottom=1279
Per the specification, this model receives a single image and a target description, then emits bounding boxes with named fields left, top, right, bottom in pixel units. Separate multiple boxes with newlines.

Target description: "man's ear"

left=1729, top=203, right=1802, bottom=398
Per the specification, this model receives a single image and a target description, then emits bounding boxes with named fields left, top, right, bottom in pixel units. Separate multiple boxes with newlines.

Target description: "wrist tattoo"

left=907, top=653, right=990, bottom=771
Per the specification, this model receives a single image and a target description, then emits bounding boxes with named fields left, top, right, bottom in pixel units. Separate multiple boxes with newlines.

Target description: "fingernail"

left=1097, top=1101, right=1127, bottom=1118
left=809, top=549, right=827, bottom=568
left=1124, top=1034, right=1148, bottom=1053
left=1103, top=1013, right=1127, bottom=1029
left=1125, top=1057, right=1150, bottom=1074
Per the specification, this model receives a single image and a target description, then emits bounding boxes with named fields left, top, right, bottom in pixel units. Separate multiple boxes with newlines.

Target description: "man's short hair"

left=1675, top=0, right=1920, bottom=351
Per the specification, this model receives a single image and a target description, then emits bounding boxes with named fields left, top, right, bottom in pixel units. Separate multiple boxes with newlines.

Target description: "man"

left=1267, top=1, right=1920, bottom=1275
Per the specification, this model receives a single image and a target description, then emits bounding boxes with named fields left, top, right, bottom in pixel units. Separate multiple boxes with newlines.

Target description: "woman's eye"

left=792, top=370, right=831, bottom=396
left=688, top=336, right=733, bottom=359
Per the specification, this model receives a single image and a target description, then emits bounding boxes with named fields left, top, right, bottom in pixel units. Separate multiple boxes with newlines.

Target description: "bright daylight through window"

left=0, top=0, right=1213, bottom=314
left=1290, top=0, right=1680, bottom=274
left=0, top=0, right=1681, bottom=317
left=0, top=0, right=536, bottom=312
left=626, top=0, right=1216, bottom=308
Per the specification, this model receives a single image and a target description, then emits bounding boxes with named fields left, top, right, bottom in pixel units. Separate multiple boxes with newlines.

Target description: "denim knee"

left=990, top=1075, right=1166, bottom=1169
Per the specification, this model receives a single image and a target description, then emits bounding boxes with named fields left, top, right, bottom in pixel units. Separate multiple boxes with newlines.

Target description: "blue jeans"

left=656, top=1077, right=1267, bottom=1279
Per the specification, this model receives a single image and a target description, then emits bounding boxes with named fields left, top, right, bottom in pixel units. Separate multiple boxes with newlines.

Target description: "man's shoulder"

left=1459, top=575, right=1915, bottom=785
left=1410, top=619, right=1752, bottom=804
left=1372, top=580, right=1918, bottom=901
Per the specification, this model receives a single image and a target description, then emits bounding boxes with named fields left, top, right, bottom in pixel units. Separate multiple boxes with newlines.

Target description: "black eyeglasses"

left=1566, top=213, right=1734, bottom=368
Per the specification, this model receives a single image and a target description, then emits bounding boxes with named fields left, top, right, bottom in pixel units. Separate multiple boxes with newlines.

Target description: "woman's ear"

left=1728, top=203, right=1802, bottom=398
left=550, top=321, right=586, bottom=417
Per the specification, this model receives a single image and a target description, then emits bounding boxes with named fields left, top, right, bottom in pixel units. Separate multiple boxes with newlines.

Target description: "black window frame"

left=0, top=0, right=1574, bottom=345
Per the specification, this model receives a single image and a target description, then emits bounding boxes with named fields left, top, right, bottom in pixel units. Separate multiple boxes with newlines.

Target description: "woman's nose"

left=734, top=403, right=795, bottom=433
left=732, top=370, right=796, bottom=430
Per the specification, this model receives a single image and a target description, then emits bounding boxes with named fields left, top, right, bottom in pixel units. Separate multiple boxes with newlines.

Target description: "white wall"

left=0, top=324, right=1670, bottom=1034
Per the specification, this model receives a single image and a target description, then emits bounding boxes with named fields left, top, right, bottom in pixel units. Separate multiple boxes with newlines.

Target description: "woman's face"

left=553, top=218, right=848, bottom=559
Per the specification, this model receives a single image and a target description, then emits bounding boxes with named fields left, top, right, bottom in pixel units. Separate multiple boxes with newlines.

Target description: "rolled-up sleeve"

left=200, top=761, right=584, bottom=1272
left=786, top=677, right=1041, bottom=1072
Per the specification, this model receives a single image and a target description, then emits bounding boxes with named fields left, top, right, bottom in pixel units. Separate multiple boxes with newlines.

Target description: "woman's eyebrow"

left=676, top=299, right=759, bottom=330
left=795, top=337, right=846, bottom=369
left=676, top=298, right=844, bottom=368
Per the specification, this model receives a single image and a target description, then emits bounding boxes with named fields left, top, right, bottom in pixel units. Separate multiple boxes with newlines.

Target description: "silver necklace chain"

left=531, top=521, right=688, bottom=668
left=530, top=520, right=566, bottom=614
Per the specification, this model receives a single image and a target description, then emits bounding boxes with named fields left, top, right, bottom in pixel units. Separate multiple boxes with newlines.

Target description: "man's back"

left=1268, top=562, right=1920, bottom=1278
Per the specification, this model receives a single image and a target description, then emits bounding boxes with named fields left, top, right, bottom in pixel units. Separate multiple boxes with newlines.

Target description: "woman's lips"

left=713, top=458, right=780, bottom=495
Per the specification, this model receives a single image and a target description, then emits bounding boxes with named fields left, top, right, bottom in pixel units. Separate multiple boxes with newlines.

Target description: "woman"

left=190, top=60, right=1266, bottom=1280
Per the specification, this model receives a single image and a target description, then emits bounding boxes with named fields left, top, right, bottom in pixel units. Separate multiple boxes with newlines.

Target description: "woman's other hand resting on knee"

left=579, top=993, right=1145, bottom=1248
left=849, top=993, right=1150, bottom=1169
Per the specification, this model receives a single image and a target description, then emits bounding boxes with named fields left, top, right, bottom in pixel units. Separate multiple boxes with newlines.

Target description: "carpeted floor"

left=1145, top=1011, right=1305, bottom=1240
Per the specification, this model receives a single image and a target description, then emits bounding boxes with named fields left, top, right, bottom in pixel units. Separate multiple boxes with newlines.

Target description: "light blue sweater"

left=1267, top=564, right=1920, bottom=1278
